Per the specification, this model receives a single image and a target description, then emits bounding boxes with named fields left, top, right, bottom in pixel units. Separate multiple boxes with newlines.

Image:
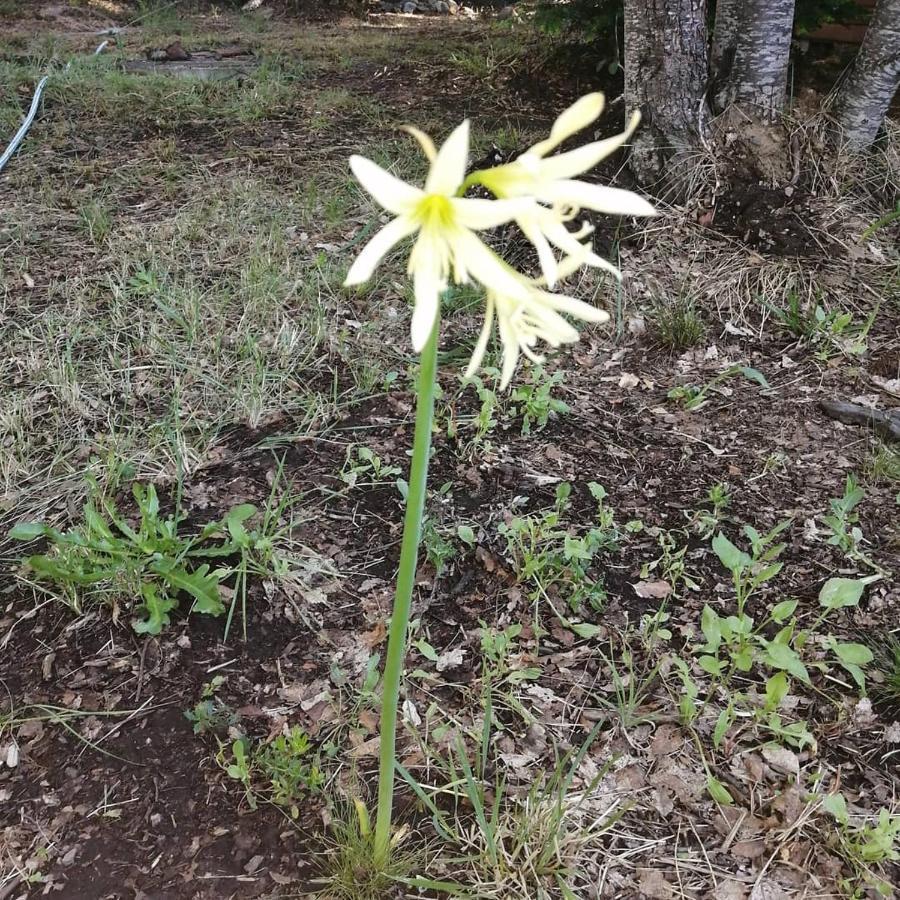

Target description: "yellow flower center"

left=414, top=194, right=456, bottom=231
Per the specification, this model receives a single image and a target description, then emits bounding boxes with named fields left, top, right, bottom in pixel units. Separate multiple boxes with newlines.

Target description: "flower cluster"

left=344, top=94, right=654, bottom=388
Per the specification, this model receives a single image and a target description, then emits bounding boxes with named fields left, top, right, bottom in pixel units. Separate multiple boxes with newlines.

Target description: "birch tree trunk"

left=624, top=0, right=710, bottom=186
left=722, top=0, right=796, bottom=121
left=710, top=0, right=742, bottom=92
left=832, top=0, right=900, bottom=148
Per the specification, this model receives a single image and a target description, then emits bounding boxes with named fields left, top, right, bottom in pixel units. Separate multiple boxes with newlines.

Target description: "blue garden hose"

left=0, top=40, right=109, bottom=174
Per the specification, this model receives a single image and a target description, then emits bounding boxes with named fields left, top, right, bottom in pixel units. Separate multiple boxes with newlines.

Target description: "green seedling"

left=219, top=725, right=322, bottom=817
left=640, top=528, right=700, bottom=594
left=819, top=474, right=882, bottom=572
left=500, top=482, right=625, bottom=621
left=764, top=291, right=876, bottom=360
left=184, top=676, right=237, bottom=735
left=823, top=793, right=900, bottom=897
left=691, top=482, right=731, bottom=539
left=509, top=365, right=569, bottom=435
left=668, top=365, right=769, bottom=411
left=340, top=444, right=402, bottom=488
left=11, top=481, right=224, bottom=634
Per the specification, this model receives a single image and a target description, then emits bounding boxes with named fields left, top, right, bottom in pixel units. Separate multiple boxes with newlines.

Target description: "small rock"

left=165, top=41, right=190, bottom=62
left=402, top=1, right=416, bottom=11
left=436, top=0, right=450, bottom=11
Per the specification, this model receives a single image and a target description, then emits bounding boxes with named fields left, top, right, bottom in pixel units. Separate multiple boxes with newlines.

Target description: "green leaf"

left=698, top=655, right=724, bottom=676
left=133, top=583, right=177, bottom=635
left=733, top=646, right=755, bottom=672
left=822, top=792, right=849, bottom=825
left=840, top=661, right=867, bottom=692
left=225, top=504, right=256, bottom=543
left=153, top=562, right=223, bottom=615
left=134, top=482, right=160, bottom=521
left=713, top=705, right=733, bottom=749
left=701, top=605, right=722, bottom=651
left=707, top=776, right=733, bottom=805
left=765, top=671, right=790, bottom=710
left=835, top=642, right=873, bottom=666
left=570, top=622, right=604, bottom=639
left=83, top=506, right=117, bottom=543
left=752, top=562, right=783, bottom=585
left=739, top=366, right=770, bottom=388
left=9, top=522, right=49, bottom=540
left=414, top=639, right=439, bottom=662
left=764, top=642, right=810, bottom=683
left=456, top=524, right=476, bottom=546
left=770, top=598, right=798, bottom=623
left=819, top=577, right=865, bottom=610
left=712, top=533, right=750, bottom=573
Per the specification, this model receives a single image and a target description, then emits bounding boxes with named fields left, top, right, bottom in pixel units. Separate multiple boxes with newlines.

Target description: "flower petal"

left=535, top=290, right=611, bottom=324
left=425, top=120, right=470, bottom=195
left=451, top=196, right=530, bottom=230
left=464, top=294, right=495, bottom=379
left=516, top=212, right=559, bottom=288
left=344, top=215, right=418, bottom=285
left=410, top=262, right=444, bottom=351
left=350, top=155, right=422, bottom=215
left=401, top=125, right=437, bottom=162
left=452, top=230, right=530, bottom=300
left=538, top=111, right=642, bottom=181
left=540, top=218, right=622, bottom=279
left=531, top=93, right=605, bottom=157
left=496, top=302, right=520, bottom=390
left=542, top=180, right=657, bottom=217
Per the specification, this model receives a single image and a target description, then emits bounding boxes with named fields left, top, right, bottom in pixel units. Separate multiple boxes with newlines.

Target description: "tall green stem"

left=373, top=315, right=440, bottom=867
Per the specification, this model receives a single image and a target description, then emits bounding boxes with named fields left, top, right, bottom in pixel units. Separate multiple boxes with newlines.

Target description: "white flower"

left=344, top=121, right=531, bottom=351
left=465, top=258, right=610, bottom=389
left=472, top=94, right=655, bottom=286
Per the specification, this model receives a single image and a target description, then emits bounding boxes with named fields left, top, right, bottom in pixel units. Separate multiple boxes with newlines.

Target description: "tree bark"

left=832, top=0, right=900, bottom=148
left=624, top=0, right=710, bottom=186
left=710, top=0, right=742, bottom=92
left=722, top=0, right=796, bottom=121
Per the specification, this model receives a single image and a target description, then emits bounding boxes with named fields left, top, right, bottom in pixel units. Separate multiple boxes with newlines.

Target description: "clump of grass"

left=866, top=444, right=900, bottom=484
left=868, top=633, right=900, bottom=710
left=648, top=294, right=706, bottom=350
left=316, top=801, right=421, bottom=900
left=77, top=198, right=112, bottom=244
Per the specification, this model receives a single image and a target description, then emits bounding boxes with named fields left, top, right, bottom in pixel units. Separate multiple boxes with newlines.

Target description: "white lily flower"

left=344, top=120, right=531, bottom=351
left=465, top=262, right=610, bottom=390
left=472, top=94, right=655, bottom=287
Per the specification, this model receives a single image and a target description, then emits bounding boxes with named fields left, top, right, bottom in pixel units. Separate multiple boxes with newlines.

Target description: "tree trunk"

left=624, top=0, right=710, bottom=186
left=710, top=0, right=742, bottom=92
left=722, top=0, right=796, bottom=121
left=832, top=0, right=900, bottom=148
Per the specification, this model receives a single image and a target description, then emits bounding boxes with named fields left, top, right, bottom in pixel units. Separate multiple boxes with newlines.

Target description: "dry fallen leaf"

left=762, top=745, right=799, bottom=779
left=348, top=735, right=381, bottom=758
left=633, top=579, right=672, bottom=600
left=435, top=647, right=466, bottom=672
left=731, top=838, right=766, bottom=860
left=637, top=867, right=673, bottom=899
left=714, top=880, right=748, bottom=900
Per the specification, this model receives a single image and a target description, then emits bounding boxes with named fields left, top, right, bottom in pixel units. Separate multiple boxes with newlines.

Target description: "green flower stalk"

left=343, top=94, right=655, bottom=871
left=372, top=314, right=439, bottom=866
